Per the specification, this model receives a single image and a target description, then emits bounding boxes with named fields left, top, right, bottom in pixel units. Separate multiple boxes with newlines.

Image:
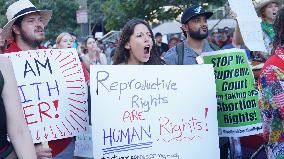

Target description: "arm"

left=228, top=11, right=244, bottom=46
left=164, top=47, right=178, bottom=65
left=257, top=81, right=269, bottom=142
left=0, top=56, right=37, bottom=159
left=1, top=57, right=52, bottom=159
left=234, top=22, right=244, bottom=46
left=258, top=66, right=284, bottom=143
left=0, top=28, right=6, bottom=54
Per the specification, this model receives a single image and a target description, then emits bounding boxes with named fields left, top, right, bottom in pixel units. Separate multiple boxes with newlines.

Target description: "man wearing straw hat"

left=2, top=0, right=75, bottom=159
left=3, top=1, right=51, bottom=52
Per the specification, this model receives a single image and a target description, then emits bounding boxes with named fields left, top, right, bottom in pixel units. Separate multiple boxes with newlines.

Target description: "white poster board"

left=228, top=0, right=267, bottom=52
left=74, top=126, right=93, bottom=158
left=4, top=48, right=88, bottom=143
left=90, top=65, right=219, bottom=158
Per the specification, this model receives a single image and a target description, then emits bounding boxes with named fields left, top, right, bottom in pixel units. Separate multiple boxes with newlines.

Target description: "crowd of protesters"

left=0, top=0, right=284, bottom=159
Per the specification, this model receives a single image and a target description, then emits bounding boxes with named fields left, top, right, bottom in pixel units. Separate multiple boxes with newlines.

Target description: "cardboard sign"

left=202, top=49, right=262, bottom=137
left=228, top=0, right=267, bottom=52
left=90, top=65, right=219, bottom=158
left=4, top=48, right=88, bottom=143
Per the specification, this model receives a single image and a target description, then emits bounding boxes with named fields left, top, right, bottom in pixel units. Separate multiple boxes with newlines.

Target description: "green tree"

left=36, top=0, right=80, bottom=41
left=0, top=0, right=16, bottom=27
left=88, top=0, right=105, bottom=34
left=0, top=0, right=80, bottom=41
left=95, top=0, right=226, bottom=31
left=0, top=0, right=7, bottom=27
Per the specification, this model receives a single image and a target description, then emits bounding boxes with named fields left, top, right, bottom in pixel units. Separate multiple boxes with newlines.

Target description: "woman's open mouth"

left=144, top=45, right=150, bottom=54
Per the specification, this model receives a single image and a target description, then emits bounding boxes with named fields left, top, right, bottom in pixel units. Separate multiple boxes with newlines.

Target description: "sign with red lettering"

left=5, top=48, right=88, bottom=143
left=90, top=65, right=219, bottom=158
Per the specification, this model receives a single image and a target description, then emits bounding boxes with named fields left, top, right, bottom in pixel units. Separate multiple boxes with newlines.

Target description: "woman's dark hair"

left=113, top=18, right=161, bottom=65
left=273, top=7, right=284, bottom=51
left=82, top=35, right=95, bottom=54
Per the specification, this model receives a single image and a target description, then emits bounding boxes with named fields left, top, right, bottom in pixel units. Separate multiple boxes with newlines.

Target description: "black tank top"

left=0, top=71, right=8, bottom=148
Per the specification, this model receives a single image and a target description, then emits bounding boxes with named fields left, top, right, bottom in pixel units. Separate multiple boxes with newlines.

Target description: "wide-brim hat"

left=181, top=5, right=213, bottom=24
left=255, top=0, right=280, bottom=15
left=2, top=0, right=52, bottom=41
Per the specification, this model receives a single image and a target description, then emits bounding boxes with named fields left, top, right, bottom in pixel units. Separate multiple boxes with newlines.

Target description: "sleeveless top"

left=0, top=71, right=8, bottom=149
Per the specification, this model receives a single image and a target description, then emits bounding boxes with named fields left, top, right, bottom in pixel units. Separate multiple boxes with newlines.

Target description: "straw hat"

left=2, top=0, right=52, bottom=41
left=255, top=0, right=279, bottom=15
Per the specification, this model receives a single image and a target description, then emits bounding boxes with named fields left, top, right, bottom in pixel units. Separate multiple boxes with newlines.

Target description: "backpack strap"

left=176, top=41, right=217, bottom=65
left=176, top=42, right=184, bottom=65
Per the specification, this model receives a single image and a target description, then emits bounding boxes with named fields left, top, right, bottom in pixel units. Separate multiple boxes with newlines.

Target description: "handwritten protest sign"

left=4, top=48, right=88, bottom=143
left=74, top=126, right=93, bottom=158
left=202, top=49, right=262, bottom=137
left=228, top=0, right=266, bottom=52
left=90, top=65, right=219, bottom=158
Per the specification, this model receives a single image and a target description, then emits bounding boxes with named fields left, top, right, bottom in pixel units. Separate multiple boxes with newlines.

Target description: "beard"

left=188, top=28, right=208, bottom=40
left=20, top=27, right=45, bottom=48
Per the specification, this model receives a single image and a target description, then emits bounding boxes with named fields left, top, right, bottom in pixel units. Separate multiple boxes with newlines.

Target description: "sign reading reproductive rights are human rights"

left=90, top=65, right=219, bottom=159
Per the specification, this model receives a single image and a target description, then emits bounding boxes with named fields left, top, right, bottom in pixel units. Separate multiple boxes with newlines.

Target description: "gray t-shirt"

left=164, top=40, right=213, bottom=65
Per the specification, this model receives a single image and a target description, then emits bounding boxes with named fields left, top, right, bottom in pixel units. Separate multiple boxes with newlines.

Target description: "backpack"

left=176, top=41, right=219, bottom=65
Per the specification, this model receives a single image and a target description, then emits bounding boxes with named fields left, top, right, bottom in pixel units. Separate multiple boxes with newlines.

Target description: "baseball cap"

left=181, top=5, right=213, bottom=24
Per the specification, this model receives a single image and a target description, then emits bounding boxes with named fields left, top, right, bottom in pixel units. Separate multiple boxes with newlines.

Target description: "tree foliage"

left=35, top=0, right=80, bottom=41
left=0, top=0, right=227, bottom=40
left=0, top=0, right=16, bottom=27
left=87, top=0, right=104, bottom=33
left=0, top=0, right=80, bottom=41
left=92, top=0, right=227, bottom=31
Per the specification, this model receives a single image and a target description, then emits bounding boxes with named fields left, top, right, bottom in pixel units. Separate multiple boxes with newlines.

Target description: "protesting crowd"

left=0, top=0, right=284, bottom=159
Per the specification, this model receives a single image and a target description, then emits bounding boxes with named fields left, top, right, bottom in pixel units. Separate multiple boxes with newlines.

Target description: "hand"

left=95, top=48, right=102, bottom=55
left=95, top=48, right=101, bottom=56
left=35, top=144, right=52, bottom=159
left=0, top=28, right=5, bottom=47
left=229, top=10, right=237, bottom=20
left=89, top=47, right=101, bottom=58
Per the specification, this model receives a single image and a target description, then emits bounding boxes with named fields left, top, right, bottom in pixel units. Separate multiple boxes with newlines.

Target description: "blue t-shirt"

left=164, top=40, right=213, bottom=65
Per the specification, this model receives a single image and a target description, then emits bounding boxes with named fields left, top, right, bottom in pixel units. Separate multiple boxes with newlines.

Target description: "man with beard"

left=4, top=1, right=50, bottom=53
left=2, top=0, right=76, bottom=159
left=164, top=5, right=218, bottom=65
left=164, top=4, right=230, bottom=158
